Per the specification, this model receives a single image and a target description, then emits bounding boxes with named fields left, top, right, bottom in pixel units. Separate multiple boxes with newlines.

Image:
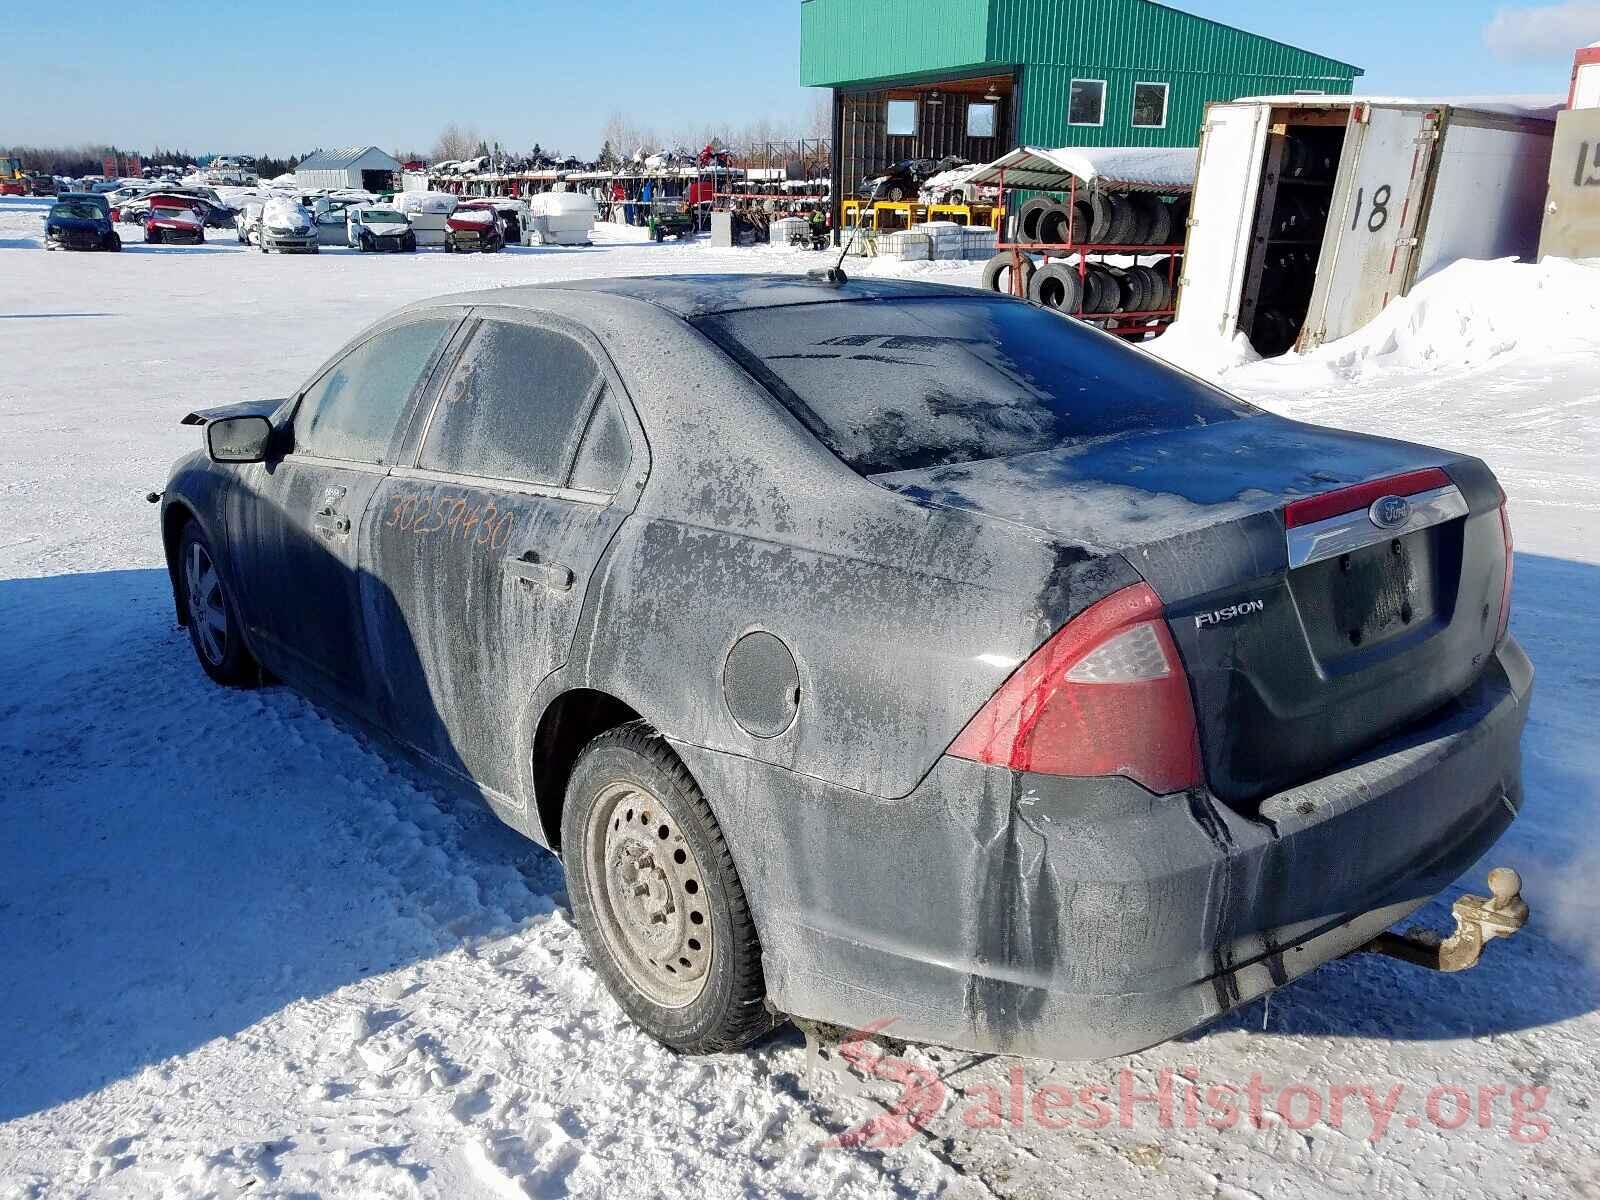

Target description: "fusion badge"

left=1195, top=599, right=1267, bottom=630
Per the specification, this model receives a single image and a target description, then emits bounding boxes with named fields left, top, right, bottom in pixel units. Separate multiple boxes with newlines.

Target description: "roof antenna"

left=807, top=176, right=878, bottom=287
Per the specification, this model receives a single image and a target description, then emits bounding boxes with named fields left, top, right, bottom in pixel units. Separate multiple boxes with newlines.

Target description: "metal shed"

left=801, top=0, right=1362, bottom=232
left=1177, top=95, right=1558, bottom=356
left=294, top=146, right=403, bottom=193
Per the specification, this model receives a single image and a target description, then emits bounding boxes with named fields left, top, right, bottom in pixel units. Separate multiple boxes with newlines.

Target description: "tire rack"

left=993, top=166, right=1185, bottom=341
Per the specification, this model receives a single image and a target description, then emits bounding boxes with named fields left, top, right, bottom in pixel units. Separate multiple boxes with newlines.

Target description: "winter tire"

left=177, top=522, right=256, bottom=687
left=1037, top=201, right=1083, bottom=246
left=1028, top=262, right=1083, bottom=313
left=1017, top=197, right=1054, bottom=242
left=1140, top=197, right=1173, bottom=247
left=1085, top=192, right=1114, bottom=243
left=979, top=250, right=1035, bottom=297
left=563, top=720, right=774, bottom=1054
left=1104, top=194, right=1138, bottom=246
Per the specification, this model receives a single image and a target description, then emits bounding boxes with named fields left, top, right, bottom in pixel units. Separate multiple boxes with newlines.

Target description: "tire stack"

left=982, top=187, right=1187, bottom=333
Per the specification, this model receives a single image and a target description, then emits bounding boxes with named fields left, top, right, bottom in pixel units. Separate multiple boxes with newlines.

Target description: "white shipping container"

left=1177, top=96, right=1558, bottom=356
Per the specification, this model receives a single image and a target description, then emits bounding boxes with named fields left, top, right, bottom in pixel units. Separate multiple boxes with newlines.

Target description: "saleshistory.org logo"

left=1195, top=599, right=1267, bottom=630
left=818, top=1019, right=1553, bottom=1152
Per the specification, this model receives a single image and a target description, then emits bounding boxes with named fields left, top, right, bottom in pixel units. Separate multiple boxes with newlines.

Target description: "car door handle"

left=504, top=551, right=573, bottom=592
left=313, top=506, right=351, bottom=537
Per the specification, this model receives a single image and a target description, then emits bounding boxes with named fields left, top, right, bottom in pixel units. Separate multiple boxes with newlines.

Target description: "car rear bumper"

left=672, top=637, right=1532, bottom=1060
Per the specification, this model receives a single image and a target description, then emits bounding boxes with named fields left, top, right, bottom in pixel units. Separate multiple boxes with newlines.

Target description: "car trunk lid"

left=874, top=415, right=1511, bottom=807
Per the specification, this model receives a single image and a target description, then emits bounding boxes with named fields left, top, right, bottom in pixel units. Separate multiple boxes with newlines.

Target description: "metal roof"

left=964, top=145, right=1197, bottom=194
left=295, top=146, right=402, bottom=172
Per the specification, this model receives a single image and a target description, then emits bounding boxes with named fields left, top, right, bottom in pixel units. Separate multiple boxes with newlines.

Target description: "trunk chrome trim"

left=1286, top=484, right=1468, bottom=569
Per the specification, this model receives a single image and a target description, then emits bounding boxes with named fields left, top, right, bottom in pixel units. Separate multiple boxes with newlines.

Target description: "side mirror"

left=206, top=414, right=273, bottom=463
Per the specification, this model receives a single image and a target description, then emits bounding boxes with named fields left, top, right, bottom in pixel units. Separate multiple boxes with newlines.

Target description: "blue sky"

left=6, top=1, right=1593, bottom=157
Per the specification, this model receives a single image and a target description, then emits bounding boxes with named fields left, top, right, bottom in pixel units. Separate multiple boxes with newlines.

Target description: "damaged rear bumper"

left=674, top=637, right=1532, bottom=1061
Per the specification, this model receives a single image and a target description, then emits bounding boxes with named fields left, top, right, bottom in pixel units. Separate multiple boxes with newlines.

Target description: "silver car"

left=259, top=198, right=319, bottom=254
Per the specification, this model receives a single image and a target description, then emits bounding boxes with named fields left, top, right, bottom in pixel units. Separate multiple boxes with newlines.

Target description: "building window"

left=1132, top=82, right=1169, bottom=128
left=967, top=102, right=997, bottom=138
left=886, top=100, right=917, bottom=137
left=1069, top=79, right=1106, bottom=126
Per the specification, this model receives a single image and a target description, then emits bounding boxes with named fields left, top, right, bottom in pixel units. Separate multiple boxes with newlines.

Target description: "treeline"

left=0, top=144, right=300, bottom=178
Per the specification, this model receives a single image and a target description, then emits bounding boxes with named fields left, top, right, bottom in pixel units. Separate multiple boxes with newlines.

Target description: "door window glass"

left=419, top=319, right=601, bottom=486
left=567, top=393, right=632, bottom=493
left=292, top=318, right=456, bottom=464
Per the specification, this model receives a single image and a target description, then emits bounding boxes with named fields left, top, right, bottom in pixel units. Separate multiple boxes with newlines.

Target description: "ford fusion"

left=157, top=276, right=1530, bottom=1059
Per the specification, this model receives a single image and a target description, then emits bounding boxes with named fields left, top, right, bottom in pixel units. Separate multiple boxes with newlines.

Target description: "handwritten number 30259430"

left=384, top=490, right=514, bottom=550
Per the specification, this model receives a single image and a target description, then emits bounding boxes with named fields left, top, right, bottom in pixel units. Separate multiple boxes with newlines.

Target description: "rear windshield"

left=696, top=297, right=1257, bottom=475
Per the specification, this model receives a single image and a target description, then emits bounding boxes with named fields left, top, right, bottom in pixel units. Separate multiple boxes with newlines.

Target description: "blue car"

left=45, top=197, right=122, bottom=252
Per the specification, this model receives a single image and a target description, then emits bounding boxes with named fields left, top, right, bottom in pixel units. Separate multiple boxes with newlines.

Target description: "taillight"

left=1497, top=501, right=1514, bottom=644
left=948, top=582, right=1203, bottom=794
left=1282, top=467, right=1450, bottom=528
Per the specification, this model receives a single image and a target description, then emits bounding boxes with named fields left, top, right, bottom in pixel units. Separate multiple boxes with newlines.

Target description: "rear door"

left=1176, top=102, right=1273, bottom=336
left=1301, top=105, right=1439, bottom=349
left=235, top=314, right=463, bottom=713
left=361, top=310, right=644, bottom=796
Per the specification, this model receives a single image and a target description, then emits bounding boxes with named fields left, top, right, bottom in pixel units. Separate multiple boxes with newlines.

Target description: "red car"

left=145, top=195, right=206, bottom=245
left=444, top=200, right=505, bottom=253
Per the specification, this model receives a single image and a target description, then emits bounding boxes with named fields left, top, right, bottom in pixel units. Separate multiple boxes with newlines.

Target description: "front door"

left=235, top=314, right=463, bottom=712
left=361, top=311, right=642, bottom=798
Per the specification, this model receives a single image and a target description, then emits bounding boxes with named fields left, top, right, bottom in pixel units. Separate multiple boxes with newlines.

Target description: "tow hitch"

left=1361, top=868, right=1529, bottom=972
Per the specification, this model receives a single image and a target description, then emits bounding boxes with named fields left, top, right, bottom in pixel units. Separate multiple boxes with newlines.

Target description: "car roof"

left=455, top=273, right=1003, bottom=320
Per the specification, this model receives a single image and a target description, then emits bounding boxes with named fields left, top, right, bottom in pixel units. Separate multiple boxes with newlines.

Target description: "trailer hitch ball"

left=1364, top=867, right=1529, bottom=973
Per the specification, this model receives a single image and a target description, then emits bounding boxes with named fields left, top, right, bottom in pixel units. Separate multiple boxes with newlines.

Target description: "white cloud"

left=1484, top=2, right=1600, bottom=60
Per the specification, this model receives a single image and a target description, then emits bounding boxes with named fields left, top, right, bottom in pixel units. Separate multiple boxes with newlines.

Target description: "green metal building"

left=801, top=0, right=1361, bottom=218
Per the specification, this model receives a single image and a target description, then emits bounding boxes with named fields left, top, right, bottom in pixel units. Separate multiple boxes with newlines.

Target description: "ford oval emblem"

left=1369, top=495, right=1412, bottom=529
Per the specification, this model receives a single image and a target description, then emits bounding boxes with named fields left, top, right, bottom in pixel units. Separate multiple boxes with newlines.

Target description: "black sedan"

left=158, top=275, right=1530, bottom=1059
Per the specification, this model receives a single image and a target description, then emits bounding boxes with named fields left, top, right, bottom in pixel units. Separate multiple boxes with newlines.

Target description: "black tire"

left=1084, top=265, right=1120, bottom=314
left=1085, top=191, right=1114, bottom=243
left=107, top=233, right=122, bottom=252
left=176, top=521, right=256, bottom=687
left=1028, top=262, right=1083, bottom=313
left=1037, top=201, right=1083, bottom=246
left=1125, top=265, right=1155, bottom=313
left=1103, top=194, right=1138, bottom=246
left=1017, top=196, right=1054, bottom=242
left=147, top=228, right=160, bottom=245
left=562, top=720, right=774, bottom=1054
left=979, top=250, right=1035, bottom=296
left=361, top=233, right=375, bottom=252
left=1141, top=197, right=1173, bottom=247
left=403, top=232, right=416, bottom=252
left=1105, top=266, right=1139, bottom=313
left=885, top=184, right=905, bottom=202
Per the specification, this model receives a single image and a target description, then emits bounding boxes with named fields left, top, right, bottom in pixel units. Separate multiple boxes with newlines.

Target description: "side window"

left=1069, top=79, right=1106, bottom=126
left=568, top=393, right=633, bottom=493
left=419, top=319, right=601, bottom=486
left=292, top=318, right=455, bottom=464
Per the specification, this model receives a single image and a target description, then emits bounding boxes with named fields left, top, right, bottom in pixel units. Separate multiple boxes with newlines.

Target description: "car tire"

left=886, top=185, right=905, bottom=202
left=1016, top=197, right=1053, bottom=242
left=147, top=229, right=160, bottom=245
left=1104, top=195, right=1138, bottom=246
left=1085, top=192, right=1115, bottom=243
left=403, top=233, right=416, bottom=252
left=177, top=521, right=257, bottom=687
left=1028, top=262, right=1083, bottom=313
left=979, top=250, right=1035, bottom=297
left=1037, top=201, right=1082, bottom=246
left=361, top=233, right=374, bottom=252
left=311, top=244, right=320, bottom=254
left=562, top=720, right=774, bottom=1055
left=108, top=233, right=122, bottom=252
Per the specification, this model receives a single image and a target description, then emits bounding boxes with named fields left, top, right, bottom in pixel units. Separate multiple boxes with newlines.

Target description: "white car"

left=236, top=201, right=266, bottom=245
left=346, top=206, right=417, bottom=252
left=258, top=197, right=318, bottom=253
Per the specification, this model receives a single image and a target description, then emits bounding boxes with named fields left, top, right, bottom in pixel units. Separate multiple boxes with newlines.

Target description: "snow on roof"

left=964, top=146, right=1197, bottom=194
left=1240, top=94, right=1564, bottom=121
left=295, top=146, right=402, bottom=172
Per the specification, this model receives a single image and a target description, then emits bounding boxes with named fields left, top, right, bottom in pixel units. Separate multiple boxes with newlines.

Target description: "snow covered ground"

left=1, top=193, right=1597, bottom=1198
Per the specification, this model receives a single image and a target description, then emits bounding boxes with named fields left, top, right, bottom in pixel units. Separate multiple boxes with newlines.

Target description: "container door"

left=1300, top=106, right=1440, bottom=350
left=1175, top=102, right=1273, bottom=336
left=1538, top=108, right=1600, bottom=259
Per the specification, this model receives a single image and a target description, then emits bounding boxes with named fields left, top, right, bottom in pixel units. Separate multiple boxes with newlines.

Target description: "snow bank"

left=1151, top=256, right=1600, bottom=386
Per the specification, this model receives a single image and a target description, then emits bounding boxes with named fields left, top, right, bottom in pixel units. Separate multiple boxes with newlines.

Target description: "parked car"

left=443, top=203, right=504, bottom=252
left=347, top=206, right=417, bottom=252
left=311, top=197, right=361, bottom=247
left=144, top=195, right=207, bottom=244
left=44, top=197, right=121, bottom=251
left=392, top=191, right=456, bottom=247
left=28, top=175, right=59, bottom=197
left=857, top=155, right=970, bottom=202
left=158, top=275, right=1529, bottom=1062
left=258, top=197, right=318, bottom=254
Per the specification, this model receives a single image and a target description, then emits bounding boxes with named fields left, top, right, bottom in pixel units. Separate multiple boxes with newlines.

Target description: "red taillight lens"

left=1497, top=502, right=1514, bottom=643
left=948, top=582, right=1203, bottom=794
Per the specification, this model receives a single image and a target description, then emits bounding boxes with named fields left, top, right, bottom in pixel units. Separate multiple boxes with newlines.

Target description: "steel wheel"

left=583, top=780, right=713, bottom=1009
left=185, top=540, right=228, bottom=666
